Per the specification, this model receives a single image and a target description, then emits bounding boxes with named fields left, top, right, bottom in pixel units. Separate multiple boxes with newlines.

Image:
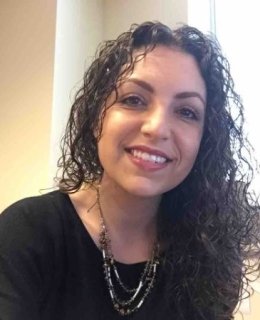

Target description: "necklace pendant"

left=119, top=308, right=125, bottom=315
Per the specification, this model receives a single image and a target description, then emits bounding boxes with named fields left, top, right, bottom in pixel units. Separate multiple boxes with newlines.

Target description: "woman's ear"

left=93, top=116, right=104, bottom=141
left=93, top=126, right=99, bottom=139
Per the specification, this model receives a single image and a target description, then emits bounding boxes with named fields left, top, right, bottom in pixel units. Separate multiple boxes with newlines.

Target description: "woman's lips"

left=126, top=145, right=172, bottom=161
left=125, top=146, right=172, bottom=171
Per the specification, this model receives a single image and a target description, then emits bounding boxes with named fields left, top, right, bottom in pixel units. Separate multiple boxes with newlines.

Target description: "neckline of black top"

left=58, top=190, right=148, bottom=269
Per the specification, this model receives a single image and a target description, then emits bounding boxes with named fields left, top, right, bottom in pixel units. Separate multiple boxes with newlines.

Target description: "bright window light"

left=188, top=0, right=260, bottom=195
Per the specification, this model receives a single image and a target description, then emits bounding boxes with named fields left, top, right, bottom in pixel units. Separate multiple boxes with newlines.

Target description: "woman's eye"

left=121, top=95, right=145, bottom=107
left=178, top=107, right=199, bottom=120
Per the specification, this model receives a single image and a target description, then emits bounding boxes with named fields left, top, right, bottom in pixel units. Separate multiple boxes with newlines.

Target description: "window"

left=189, top=0, right=260, bottom=195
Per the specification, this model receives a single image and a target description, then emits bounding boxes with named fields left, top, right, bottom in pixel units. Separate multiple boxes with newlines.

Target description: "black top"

left=0, top=191, right=170, bottom=320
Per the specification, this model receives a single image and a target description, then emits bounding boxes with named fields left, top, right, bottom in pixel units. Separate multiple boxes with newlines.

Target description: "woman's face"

left=97, top=46, right=206, bottom=198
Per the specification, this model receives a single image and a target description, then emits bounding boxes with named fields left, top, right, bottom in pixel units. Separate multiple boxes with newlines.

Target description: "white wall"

left=188, top=0, right=212, bottom=33
left=103, top=0, right=188, bottom=39
left=0, top=0, right=57, bottom=211
left=49, top=0, right=104, bottom=183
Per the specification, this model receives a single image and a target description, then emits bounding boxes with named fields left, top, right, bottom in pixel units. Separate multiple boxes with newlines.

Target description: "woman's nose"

left=140, top=107, right=171, bottom=141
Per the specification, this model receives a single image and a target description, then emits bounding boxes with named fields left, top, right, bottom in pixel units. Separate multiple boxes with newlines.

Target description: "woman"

left=0, top=22, right=259, bottom=320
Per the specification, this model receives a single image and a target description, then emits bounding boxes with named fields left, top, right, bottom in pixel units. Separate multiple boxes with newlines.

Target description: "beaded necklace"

left=96, top=187, right=160, bottom=316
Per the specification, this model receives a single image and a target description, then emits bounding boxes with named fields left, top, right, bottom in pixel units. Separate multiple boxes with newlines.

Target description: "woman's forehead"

left=116, top=46, right=206, bottom=99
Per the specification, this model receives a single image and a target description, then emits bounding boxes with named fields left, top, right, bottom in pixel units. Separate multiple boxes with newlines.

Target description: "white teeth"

left=131, top=149, right=167, bottom=164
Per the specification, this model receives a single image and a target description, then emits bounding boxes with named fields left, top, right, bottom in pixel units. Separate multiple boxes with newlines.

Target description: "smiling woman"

left=0, top=21, right=259, bottom=320
left=98, top=47, right=206, bottom=198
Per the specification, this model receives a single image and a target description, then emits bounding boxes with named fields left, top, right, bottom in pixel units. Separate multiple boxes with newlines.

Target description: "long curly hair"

left=57, top=22, right=260, bottom=319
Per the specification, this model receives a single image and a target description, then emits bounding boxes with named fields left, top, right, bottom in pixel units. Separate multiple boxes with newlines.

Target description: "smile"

left=130, top=149, right=167, bottom=164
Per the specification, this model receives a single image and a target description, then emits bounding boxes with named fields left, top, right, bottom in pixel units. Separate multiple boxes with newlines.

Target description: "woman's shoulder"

left=1, top=190, right=68, bottom=222
left=0, top=190, right=70, bottom=257
left=0, top=191, right=73, bottom=316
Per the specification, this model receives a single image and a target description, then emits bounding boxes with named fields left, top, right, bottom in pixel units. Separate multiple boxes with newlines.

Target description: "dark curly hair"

left=57, top=22, right=260, bottom=319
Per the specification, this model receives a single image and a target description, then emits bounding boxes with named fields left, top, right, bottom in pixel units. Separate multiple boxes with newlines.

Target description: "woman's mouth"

left=125, top=146, right=172, bottom=171
left=129, top=149, right=168, bottom=164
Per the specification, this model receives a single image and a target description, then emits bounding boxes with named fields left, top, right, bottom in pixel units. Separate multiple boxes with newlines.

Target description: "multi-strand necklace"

left=96, top=187, right=160, bottom=316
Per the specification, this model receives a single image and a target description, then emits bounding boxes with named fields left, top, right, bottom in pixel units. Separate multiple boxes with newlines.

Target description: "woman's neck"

left=98, top=178, right=161, bottom=236
left=72, top=180, right=161, bottom=263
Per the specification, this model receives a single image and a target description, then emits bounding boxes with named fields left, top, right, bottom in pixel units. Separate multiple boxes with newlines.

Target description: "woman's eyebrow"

left=124, top=78, right=206, bottom=106
left=125, top=79, right=154, bottom=93
left=175, top=92, right=206, bottom=106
